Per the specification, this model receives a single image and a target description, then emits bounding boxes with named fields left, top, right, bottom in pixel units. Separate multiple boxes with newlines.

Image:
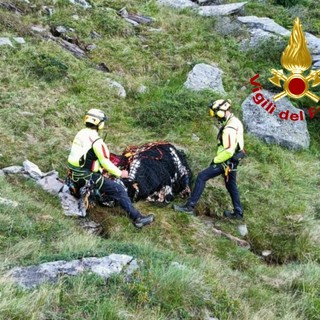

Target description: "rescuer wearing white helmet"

left=68, top=108, right=154, bottom=228
left=174, top=99, right=245, bottom=219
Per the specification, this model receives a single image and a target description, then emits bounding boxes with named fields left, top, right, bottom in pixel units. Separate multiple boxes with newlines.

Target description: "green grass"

left=1, top=0, right=320, bottom=319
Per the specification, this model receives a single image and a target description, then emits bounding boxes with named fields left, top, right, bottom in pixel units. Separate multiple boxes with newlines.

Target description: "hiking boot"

left=223, top=210, right=243, bottom=220
left=173, top=203, right=195, bottom=216
left=134, top=214, right=155, bottom=228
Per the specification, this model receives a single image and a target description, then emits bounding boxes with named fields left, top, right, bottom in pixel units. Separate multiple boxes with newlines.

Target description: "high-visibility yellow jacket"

left=213, top=114, right=244, bottom=164
left=68, top=128, right=122, bottom=177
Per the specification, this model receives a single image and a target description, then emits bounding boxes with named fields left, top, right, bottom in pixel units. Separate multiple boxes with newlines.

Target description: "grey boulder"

left=198, top=2, right=247, bottom=17
left=8, top=254, right=139, bottom=289
left=242, top=90, right=310, bottom=150
left=184, top=63, right=225, bottom=94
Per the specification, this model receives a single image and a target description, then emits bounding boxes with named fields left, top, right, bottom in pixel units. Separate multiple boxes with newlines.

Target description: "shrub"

left=28, top=54, right=68, bottom=82
left=95, top=10, right=132, bottom=37
left=133, top=86, right=215, bottom=132
left=272, top=0, right=307, bottom=6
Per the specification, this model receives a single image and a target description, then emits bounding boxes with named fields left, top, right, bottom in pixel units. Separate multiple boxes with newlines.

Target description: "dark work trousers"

left=187, top=164, right=243, bottom=214
left=75, top=173, right=141, bottom=221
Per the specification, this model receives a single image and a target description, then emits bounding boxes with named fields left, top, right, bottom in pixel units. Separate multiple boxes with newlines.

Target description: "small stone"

left=31, top=25, right=47, bottom=33
left=56, top=26, right=67, bottom=34
left=191, top=133, right=200, bottom=142
left=125, top=18, right=139, bottom=26
left=262, top=250, right=272, bottom=257
left=171, top=261, right=186, bottom=269
left=137, top=85, right=148, bottom=94
left=43, top=6, right=54, bottom=16
left=106, top=78, right=126, bottom=98
left=72, top=15, right=80, bottom=20
left=13, top=37, right=25, bottom=44
left=118, top=7, right=128, bottom=17
left=86, top=44, right=97, bottom=51
left=2, top=166, right=23, bottom=174
left=0, top=38, right=13, bottom=47
left=90, top=31, right=101, bottom=39
left=148, top=27, right=163, bottom=32
left=23, top=160, right=43, bottom=180
left=0, top=197, right=19, bottom=207
left=238, top=224, right=248, bottom=236
left=96, top=62, right=111, bottom=73
left=68, top=0, right=92, bottom=9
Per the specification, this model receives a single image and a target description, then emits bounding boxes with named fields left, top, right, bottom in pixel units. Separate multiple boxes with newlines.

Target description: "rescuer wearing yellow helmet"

left=173, top=99, right=245, bottom=219
left=68, top=108, right=154, bottom=228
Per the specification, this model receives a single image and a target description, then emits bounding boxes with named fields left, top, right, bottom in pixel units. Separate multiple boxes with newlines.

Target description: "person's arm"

left=92, top=139, right=122, bottom=177
left=213, top=127, right=237, bottom=164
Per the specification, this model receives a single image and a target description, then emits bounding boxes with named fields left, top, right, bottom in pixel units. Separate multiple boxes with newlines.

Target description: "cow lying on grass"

left=111, top=141, right=192, bottom=205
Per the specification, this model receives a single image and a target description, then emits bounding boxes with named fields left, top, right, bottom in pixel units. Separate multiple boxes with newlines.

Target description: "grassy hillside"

left=1, top=0, right=320, bottom=319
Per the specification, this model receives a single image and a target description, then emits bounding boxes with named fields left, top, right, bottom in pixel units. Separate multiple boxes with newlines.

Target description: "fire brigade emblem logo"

left=269, top=17, right=320, bottom=102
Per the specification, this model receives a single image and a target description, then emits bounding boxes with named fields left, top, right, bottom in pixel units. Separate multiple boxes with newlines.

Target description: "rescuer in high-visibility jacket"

left=68, top=108, right=154, bottom=228
left=173, top=99, right=245, bottom=219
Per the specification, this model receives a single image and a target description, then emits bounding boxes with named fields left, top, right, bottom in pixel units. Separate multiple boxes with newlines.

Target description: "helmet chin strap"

left=98, top=121, right=104, bottom=130
left=219, top=111, right=232, bottom=124
left=217, top=117, right=226, bottom=124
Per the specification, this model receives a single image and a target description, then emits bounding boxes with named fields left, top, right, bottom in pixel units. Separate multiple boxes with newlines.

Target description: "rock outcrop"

left=9, top=254, right=139, bottom=289
left=2, top=163, right=88, bottom=218
left=237, top=16, right=320, bottom=68
left=198, top=2, right=247, bottom=16
left=157, top=0, right=198, bottom=9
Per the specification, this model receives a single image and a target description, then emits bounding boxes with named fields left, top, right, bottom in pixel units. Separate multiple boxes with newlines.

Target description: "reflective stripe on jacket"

left=68, top=128, right=122, bottom=177
left=213, top=114, right=244, bottom=164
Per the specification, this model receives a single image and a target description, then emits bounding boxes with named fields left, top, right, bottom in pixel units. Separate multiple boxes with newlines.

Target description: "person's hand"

left=120, top=170, right=129, bottom=179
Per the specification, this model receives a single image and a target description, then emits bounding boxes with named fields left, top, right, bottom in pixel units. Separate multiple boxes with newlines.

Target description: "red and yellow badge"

left=269, top=17, right=320, bottom=102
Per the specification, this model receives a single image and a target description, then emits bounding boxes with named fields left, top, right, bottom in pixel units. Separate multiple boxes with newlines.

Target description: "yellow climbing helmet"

left=209, top=99, right=231, bottom=118
left=84, top=108, right=107, bottom=130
